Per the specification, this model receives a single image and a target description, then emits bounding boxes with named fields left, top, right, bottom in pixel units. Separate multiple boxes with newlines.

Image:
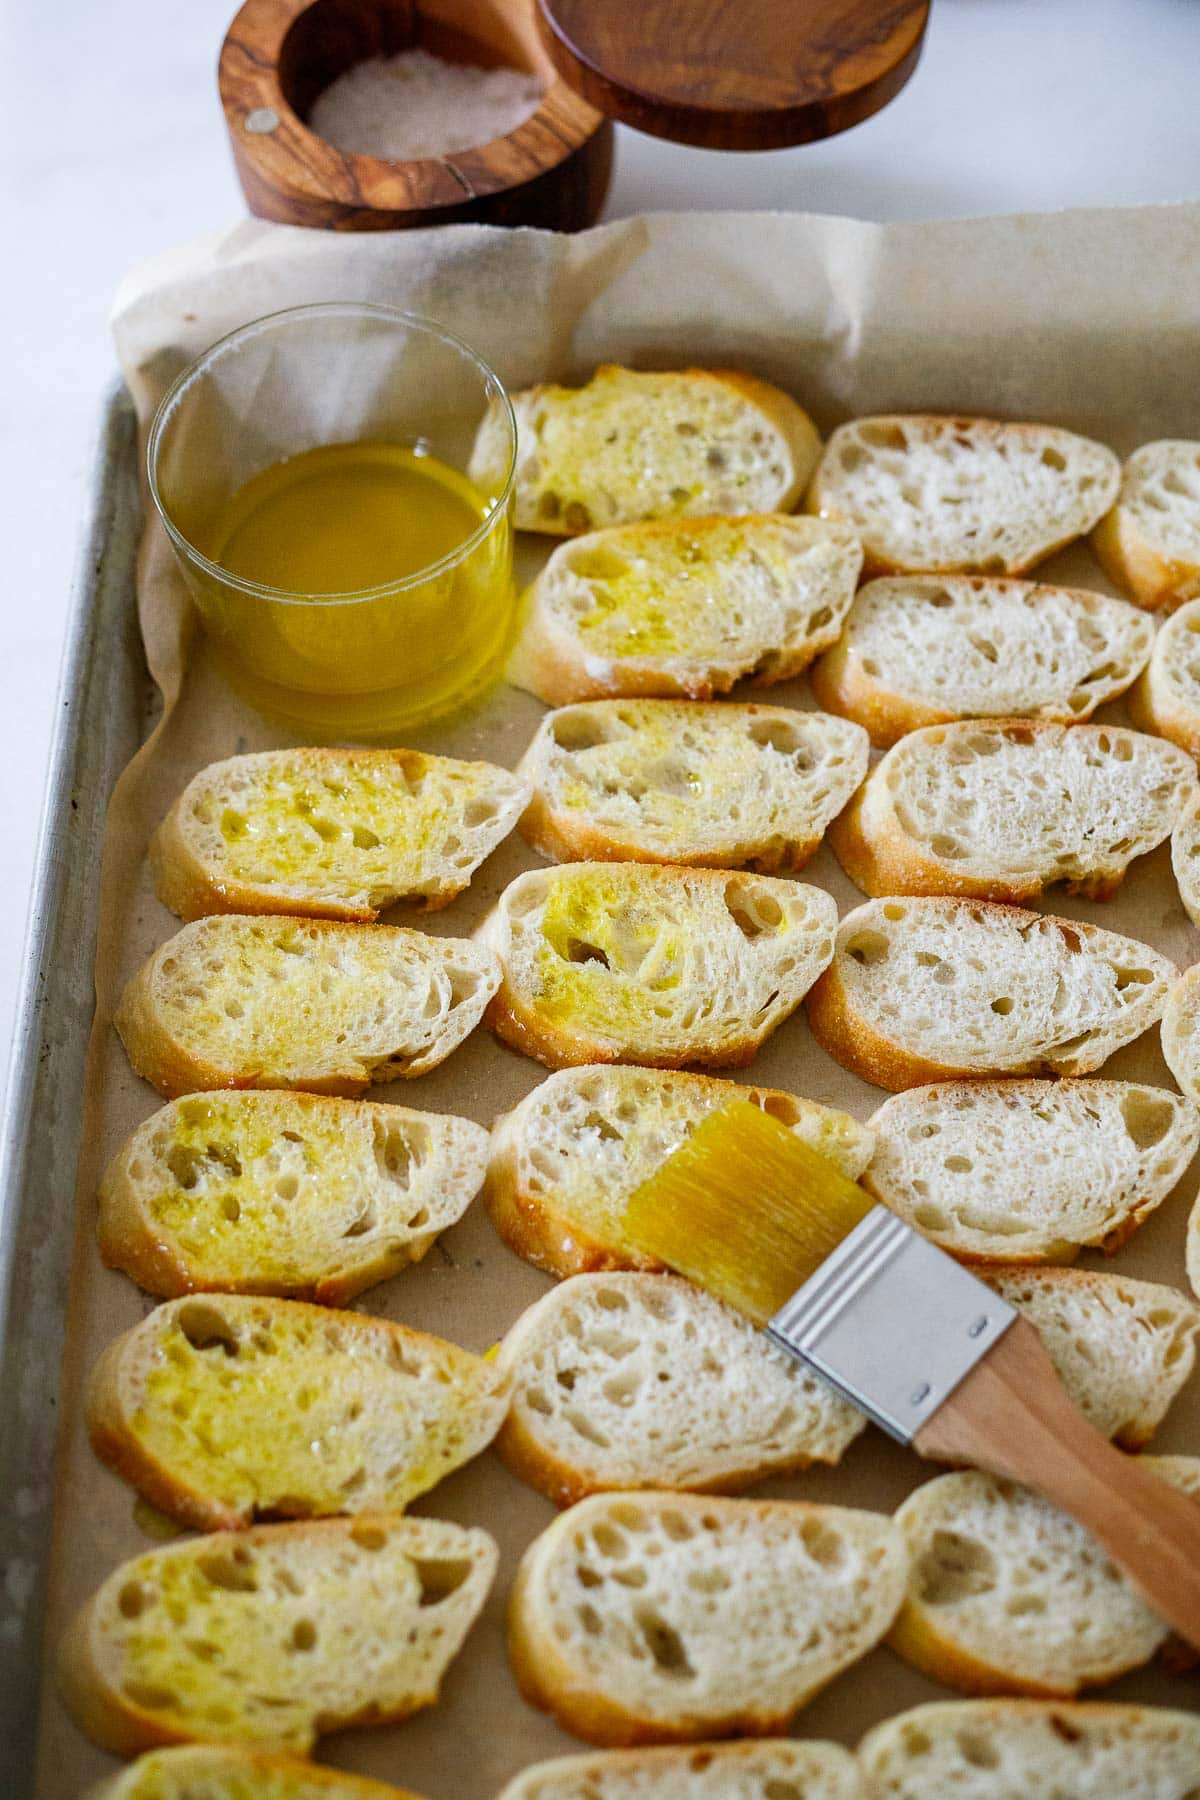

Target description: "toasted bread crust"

left=805, top=957, right=970, bottom=1092
left=1093, top=501, right=1200, bottom=614
left=89, top=1747, right=426, bottom=1800
left=518, top=789, right=824, bottom=876
left=483, top=980, right=764, bottom=1074
left=808, top=637, right=958, bottom=748
left=1131, top=599, right=1200, bottom=758
left=886, top=1602, right=1079, bottom=1700
left=493, top=1742, right=859, bottom=1800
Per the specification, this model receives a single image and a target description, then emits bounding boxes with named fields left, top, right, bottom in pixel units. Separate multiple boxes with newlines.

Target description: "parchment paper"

left=35, top=204, right=1200, bottom=1797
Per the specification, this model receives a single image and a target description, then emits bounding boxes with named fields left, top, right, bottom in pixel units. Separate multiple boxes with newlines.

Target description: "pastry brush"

left=621, top=1099, right=1200, bottom=1650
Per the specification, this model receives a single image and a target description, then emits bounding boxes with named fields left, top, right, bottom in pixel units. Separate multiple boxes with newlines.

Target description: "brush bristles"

left=621, top=1101, right=877, bottom=1327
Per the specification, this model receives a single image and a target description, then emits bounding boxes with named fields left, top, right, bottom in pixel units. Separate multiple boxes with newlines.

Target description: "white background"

left=2, top=0, right=1199, bottom=1108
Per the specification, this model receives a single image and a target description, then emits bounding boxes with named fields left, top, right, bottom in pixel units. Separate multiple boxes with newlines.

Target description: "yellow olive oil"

left=195, top=440, right=514, bottom=736
left=208, top=441, right=486, bottom=595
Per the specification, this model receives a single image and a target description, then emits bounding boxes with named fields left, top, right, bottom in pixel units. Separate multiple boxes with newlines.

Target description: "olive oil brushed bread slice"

left=484, top=1064, right=873, bottom=1278
left=807, top=415, right=1119, bottom=577
left=98, top=1091, right=488, bottom=1305
left=507, top=1492, right=908, bottom=1747
left=828, top=719, right=1197, bottom=904
left=1093, top=439, right=1200, bottom=611
left=888, top=1459, right=1200, bottom=1698
left=86, top=1294, right=507, bottom=1531
left=809, top=575, right=1155, bottom=747
left=493, top=1740, right=863, bottom=1800
left=58, top=1515, right=497, bottom=1755
left=87, top=1746, right=428, bottom=1800
left=858, top=1699, right=1200, bottom=1798
left=477, top=863, right=837, bottom=1071
left=494, top=1272, right=866, bottom=1506
left=115, top=914, right=500, bottom=1098
left=517, top=700, right=869, bottom=872
left=470, top=365, right=822, bottom=536
left=805, top=897, right=1175, bottom=1090
left=152, top=747, right=530, bottom=922
left=864, top=1081, right=1199, bottom=1263
left=508, top=515, right=862, bottom=707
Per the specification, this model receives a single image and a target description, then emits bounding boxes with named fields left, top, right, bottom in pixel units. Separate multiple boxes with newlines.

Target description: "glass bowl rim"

left=145, top=301, right=517, bottom=607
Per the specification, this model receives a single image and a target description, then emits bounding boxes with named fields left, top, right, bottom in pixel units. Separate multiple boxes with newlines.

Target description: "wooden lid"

left=534, top=0, right=930, bottom=150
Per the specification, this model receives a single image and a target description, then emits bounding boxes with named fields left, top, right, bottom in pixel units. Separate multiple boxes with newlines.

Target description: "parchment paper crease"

left=35, top=205, right=1200, bottom=1796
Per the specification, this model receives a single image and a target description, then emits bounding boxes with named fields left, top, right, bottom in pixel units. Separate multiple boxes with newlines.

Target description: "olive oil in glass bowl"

left=147, top=304, right=517, bottom=737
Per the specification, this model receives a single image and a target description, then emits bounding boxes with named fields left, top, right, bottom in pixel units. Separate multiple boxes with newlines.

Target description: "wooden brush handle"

left=915, top=1316, right=1200, bottom=1653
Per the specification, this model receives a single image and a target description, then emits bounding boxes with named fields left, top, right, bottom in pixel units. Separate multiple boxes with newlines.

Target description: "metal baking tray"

left=0, top=385, right=146, bottom=1797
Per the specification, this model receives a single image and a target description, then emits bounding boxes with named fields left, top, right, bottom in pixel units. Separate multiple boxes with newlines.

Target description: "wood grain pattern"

left=535, top=0, right=930, bottom=150
left=916, top=1316, right=1200, bottom=1653
left=219, top=0, right=612, bottom=232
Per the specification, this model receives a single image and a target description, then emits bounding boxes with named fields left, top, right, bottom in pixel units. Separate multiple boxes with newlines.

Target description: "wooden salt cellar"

left=220, top=0, right=931, bottom=233
left=219, top=0, right=614, bottom=231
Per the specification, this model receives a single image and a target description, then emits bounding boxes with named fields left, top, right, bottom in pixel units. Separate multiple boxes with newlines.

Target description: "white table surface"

left=2, top=0, right=1199, bottom=1110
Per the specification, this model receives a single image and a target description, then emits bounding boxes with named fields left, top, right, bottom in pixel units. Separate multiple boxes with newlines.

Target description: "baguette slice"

left=808, top=415, right=1119, bottom=577
left=87, top=1295, right=508, bottom=1531
left=982, top=1270, right=1200, bottom=1446
left=858, top=1699, right=1200, bottom=1797
left=478, top=863, right=836, bottom=1071
left=88, top=1746, right=426, bottom=1800
left=1093, top=439, right=1200, bottom=611
left=151, top=748, right=529, bottom=923
left=865, top=1080, right=1200, bottom=1262
left=1172, top=796, right=1200, bottom=927
left=889, top=1460, right=1200, bottom=1697
left=58, top=1514, right=497, bottom=1755
left=829, top=720, right=1196, bottom=904
left=806, top=897, right=1174, bottom=1090
left=494, top=1740, right=862, bottom=1800
left=98, top=1092, right=488, bottom=1305
left=485, top=1065, right=873, bottom=1277
left=809, top=575, right=1154, bottom=747
left=1134, top=595, right=1200, bottom=757
left=115, top=915, right=501, bottom=1098
left=508, top=1491, right=907, bottom=1746
left=508, top=516, right=863, bottom=707
left=1162, top=963, right=1200, bottom=1102
left=471, top=365, right=821, bottom=536
left=495, top=1272, right=865, bottom=1507
left=517, top=701, right=869, bottom=872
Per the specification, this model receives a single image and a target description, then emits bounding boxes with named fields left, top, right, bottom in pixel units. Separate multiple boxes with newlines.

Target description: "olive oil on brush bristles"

left=622, top=1100, right=876, bottom=1327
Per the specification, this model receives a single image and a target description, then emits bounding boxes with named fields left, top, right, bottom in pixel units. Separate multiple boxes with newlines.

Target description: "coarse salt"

left=308, top=48, right=546, bottom=161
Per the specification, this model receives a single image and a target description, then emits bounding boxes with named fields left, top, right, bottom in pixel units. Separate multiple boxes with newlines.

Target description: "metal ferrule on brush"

left=766, top=1205, right=1018, bottom=1443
